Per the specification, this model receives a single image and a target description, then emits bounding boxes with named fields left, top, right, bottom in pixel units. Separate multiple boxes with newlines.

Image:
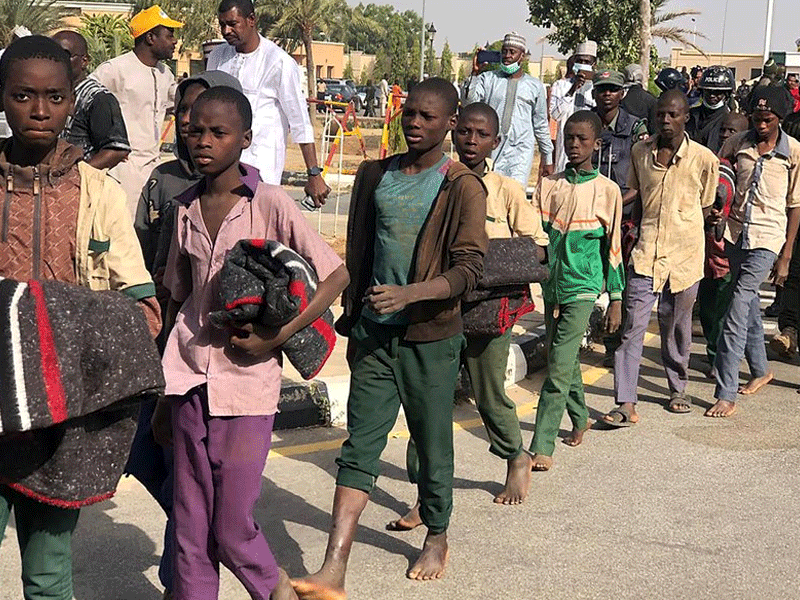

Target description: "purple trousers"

left=614, top=272, right=699, bottom=403
left=172, top=386, right=278, bottom=600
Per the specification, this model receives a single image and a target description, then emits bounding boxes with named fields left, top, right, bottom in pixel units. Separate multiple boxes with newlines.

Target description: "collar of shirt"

left=564, top=166, right=599, bottom=184
left=174, top=162, right=261, bottom=206
left=647, top=132, right=690, bottom=166
left=603, top=110, right=620, bottom=131
left=741, top=127, right=792, bottom=159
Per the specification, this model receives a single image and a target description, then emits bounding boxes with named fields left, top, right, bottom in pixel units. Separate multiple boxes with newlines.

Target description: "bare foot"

left=272, top=569, right=300, bottom=600
left=386, top=500, right=422, bottom=531
left=705, top=400, right=737, bottom=418
left=738, top=372, right=774, bottom=395
left=493, top=452, right=533, bottom=505
left=531, top=454, right=553, bottom=471
left=563, top=423, right=590, bottom=447
left=407, top=531, right=448, bottom=581
left=291, top=573, right=345, bottom=600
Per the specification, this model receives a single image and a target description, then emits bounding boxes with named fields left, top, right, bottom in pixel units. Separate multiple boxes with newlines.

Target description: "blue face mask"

left=500, top=61, right=521, bottom=76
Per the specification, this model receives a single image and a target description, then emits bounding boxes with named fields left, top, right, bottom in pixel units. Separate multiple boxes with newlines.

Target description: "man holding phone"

left=550, top=40, right=598, bottom=172
left=465, top=32, right=554, bottom=187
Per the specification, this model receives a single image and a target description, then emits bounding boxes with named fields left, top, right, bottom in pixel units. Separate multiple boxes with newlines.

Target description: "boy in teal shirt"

left=530, top=111, right=625, bottom=470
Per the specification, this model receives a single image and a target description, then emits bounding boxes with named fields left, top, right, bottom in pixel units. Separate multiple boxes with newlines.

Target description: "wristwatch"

left=307, top=166, right=323, bottom=177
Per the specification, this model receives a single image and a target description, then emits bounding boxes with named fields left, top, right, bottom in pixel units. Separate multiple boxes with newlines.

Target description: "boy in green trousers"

left=293, top=78, right=487, bottom=598
left=530, top=111, right=625, bottom=471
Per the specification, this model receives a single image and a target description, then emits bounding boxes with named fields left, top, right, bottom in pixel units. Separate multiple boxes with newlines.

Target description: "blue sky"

left=350, top=0, right=798, bottom=58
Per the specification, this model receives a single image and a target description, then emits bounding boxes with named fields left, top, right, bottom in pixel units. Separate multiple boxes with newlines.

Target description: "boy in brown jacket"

left=293, top=78, right=488, bottom=598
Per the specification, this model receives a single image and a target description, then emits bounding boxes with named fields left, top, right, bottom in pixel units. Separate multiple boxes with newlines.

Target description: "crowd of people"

left=0, top=4, right=798, bottom=600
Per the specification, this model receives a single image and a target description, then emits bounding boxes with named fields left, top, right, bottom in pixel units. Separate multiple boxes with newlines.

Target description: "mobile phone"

left=300, top=195, right=319, bottom=211
left=477, top=49, right=502, bottom=65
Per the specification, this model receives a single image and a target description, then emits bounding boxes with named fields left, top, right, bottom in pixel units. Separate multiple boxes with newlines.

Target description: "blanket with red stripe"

left=0, top=277, right=164, bottom=506
left=209, top=239, right=336, bottom=380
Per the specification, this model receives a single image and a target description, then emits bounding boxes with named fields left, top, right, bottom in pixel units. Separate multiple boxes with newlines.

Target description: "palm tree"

left=133, top=0, right=219, bottom=52
left=79, top=14, right=133, bottom=70
left=641, top=0, right=704, bottom=76
left=0, top=0, right=68, bottom=46
left=258, top=0, right=334, bottom=105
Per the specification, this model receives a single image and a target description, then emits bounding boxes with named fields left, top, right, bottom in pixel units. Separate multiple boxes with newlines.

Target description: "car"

left=355, top=85, right=381, bottom=114
left=318, top=82, right=361, bottom=112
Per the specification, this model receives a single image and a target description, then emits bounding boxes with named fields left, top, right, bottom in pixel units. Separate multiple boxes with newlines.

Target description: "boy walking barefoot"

left=0, top=36, right=160, bottom=600
left=529, top=111, right=624, bottom=471
left=152, top=87, right=348, bottom=600
left=388, top=103, right=549, bottom=527
left=292, top=78, right=488, bottom=598
left=707, top=87, right=800, bottom=417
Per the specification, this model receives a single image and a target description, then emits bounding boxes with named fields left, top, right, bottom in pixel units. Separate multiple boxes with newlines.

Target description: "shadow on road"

left=71, top=500, right=162, bottom=600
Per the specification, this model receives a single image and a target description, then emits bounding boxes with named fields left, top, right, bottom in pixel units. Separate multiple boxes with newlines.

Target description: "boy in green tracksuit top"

left=530, top=111, right=625, bottom=471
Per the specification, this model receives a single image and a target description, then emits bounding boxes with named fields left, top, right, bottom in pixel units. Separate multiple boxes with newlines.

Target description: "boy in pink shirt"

left=152, top=86, right=349, bottom=600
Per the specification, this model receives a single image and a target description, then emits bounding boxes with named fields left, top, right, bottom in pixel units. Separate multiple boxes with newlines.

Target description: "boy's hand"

left=604, top=300, right=623, bottom=334
left=770, top=255, right=791, bottom=287
left=364, top=284, right=415, bottom=315
left=229, top=322, right=290, bottom=357
left=151, top=397, right=172, bottom=448
left=540, top=163, right=555, bottom=178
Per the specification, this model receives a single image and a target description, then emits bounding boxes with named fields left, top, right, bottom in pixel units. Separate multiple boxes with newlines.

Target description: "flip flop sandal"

left=668, top=393, right=692, bottom=414
left=602, top=406, right=637, bottom=428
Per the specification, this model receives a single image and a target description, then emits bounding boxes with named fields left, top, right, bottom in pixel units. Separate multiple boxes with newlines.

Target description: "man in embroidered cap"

left=550, top=40, right=598, bottom=172
left=465, top=31, right=554, bottom=187
left=91, top=5, right=183, bottom=218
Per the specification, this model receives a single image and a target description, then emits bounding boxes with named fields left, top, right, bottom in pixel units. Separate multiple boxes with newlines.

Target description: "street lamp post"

left=425, top=23, right=437, bottom=78
left=763, top=0, right=775, bottom=63
left=419, top=0, right=426, bottom=82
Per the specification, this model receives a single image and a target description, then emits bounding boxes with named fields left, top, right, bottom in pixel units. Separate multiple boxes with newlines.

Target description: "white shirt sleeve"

left=549, top=78, right=576, bottom=122
left=277, top=57, right=314, bottom=145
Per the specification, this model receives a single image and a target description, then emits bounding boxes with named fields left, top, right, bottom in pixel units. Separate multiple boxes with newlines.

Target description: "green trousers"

left=406, top=330, right=523, bottom=485
left=0, top=486, right=80, bottom=600
left=530, top=300, right=594, bottom=457
left=698, top=273, right=733, bottom=364
left=335, top=317, right=464, bottom=534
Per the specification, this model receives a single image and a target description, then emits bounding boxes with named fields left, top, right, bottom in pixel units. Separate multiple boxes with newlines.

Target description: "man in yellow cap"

left=91, top=5, right=183, bottom=218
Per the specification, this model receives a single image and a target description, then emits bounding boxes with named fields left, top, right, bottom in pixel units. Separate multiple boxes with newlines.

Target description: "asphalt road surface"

left=1, top=327, right=799, bottom=600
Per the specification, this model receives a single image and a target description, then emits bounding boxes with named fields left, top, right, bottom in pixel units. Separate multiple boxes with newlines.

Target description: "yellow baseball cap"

left=130, top=5, right=183, bottom=38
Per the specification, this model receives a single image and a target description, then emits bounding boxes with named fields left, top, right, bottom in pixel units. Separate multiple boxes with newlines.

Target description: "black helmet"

left=655, top=68, right=688, bottom=93
left=698, top=66, right=735, bottom=91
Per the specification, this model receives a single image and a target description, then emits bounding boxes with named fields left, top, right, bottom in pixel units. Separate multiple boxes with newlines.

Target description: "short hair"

left=218, top=0, right=254, bottom=17
left=52, top=30, right=88, bottom=56
left=408, top=77, right=458, bottom=114
left=134, top=24, right=170, bottom=47
left=724, top=112, right=749, bottom=129
left=0, top=35, right=71, bottom=90
left=192, top=85, right=252, bottom=130
left=564, top=110, right=602, bottom=139
left=459, top=102, right=499, bottom=136
left=657, top=88, right=690, bottom=114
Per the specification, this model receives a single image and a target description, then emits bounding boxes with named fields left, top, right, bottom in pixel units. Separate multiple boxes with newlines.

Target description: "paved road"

left=2, top=326, right=799, bottom=600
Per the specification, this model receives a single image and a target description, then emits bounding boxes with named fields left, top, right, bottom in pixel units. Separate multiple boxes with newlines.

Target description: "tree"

left=424, top=44, right=436, bottom=78
left=639, top=0, right=651, bottom=77
left=0, top=0, right=68, bottom=46
left=456, top=63, right=466, bottom=83
left=79, top=14, right=134, bottom=71
left=439, top=40, right=453, bottom=81
left=343, top=58, right=353, bottom=80
left=259, top=0, right=334, bottom=109
left=527, top=0, right=702, bottom=69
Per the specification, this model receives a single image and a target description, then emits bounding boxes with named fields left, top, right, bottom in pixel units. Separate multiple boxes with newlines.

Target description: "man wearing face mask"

left=465, top=32, right=554, bottom=186
left=549, top=40, right=598, bottom=172
left=686, top=66, right=735, bottom=153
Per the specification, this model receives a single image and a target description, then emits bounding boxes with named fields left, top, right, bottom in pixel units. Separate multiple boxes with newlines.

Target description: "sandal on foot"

left=668, top=392, right=692, bottom=414
left=602, top=405, right=637, bottom=428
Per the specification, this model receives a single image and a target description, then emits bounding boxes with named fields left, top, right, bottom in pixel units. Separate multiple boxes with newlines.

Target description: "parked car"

left=356, top=85, right=380, bottom=115
left=317, top=82, right=361, bottom=112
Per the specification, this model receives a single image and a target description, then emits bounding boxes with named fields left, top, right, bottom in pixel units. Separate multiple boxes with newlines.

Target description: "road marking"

left=269, top=333, right=658, bottom=460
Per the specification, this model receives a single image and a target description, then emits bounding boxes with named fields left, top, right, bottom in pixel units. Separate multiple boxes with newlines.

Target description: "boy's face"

left=1, top=58, right=73, bottom=153
left=751, top=110, right=780, bottom=141
left=655, top=98, right=689, bottom=139
left=563, top=121, right=600, bottom=168
left=719, top=115, right=748, bottom=144
left=187, top=99, right=251, bottom=175
left=401, top=92, right=456, bottom=154
left=176, top=82, right=206, bottom=144
left=453, top=113, right=499, bottom=169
